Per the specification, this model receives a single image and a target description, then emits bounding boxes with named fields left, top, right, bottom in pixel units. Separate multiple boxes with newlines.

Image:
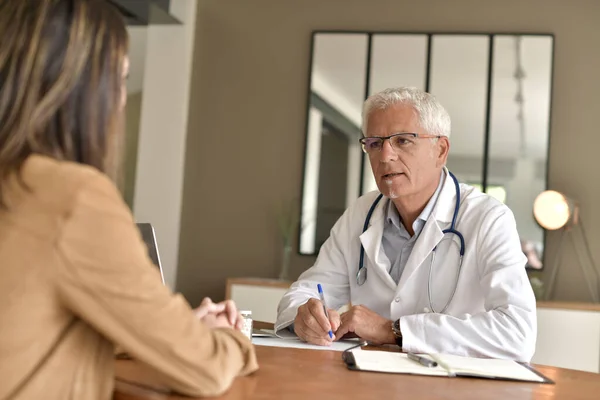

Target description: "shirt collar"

left=386, top=170, right=446, bottom=233
left=386, top=198, right=402, bottom=229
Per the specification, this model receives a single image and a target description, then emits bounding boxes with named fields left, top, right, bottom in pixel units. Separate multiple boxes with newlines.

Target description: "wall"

left=123, top=92, right=143, bottom=209
left=178, top=0, right=600, bottom=305
left=133, top=0, right=197, bottom=289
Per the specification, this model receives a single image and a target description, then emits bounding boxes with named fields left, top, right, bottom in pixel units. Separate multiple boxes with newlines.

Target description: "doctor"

left=276, top=87, right=536, bottom=362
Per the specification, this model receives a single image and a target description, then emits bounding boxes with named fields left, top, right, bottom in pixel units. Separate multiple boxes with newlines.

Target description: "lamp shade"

left=533, top=190, right=574, bottom=230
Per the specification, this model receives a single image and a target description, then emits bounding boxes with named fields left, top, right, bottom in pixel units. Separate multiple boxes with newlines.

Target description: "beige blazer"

left=0, top=155, right=258, bottom=400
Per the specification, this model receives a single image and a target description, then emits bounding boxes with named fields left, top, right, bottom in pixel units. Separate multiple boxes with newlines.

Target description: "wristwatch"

left=392, top=319, right=403, bottom=348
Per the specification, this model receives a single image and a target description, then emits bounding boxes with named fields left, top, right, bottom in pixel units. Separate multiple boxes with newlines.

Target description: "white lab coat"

left=276, top=170, right=537, bottom=362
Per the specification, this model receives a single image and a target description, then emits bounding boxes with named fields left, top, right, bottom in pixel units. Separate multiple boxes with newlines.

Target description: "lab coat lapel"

left=433, top=168, right=458, bottom=225
left=397, top=217, right=443, bottom=289
left=359, top=199, right=397, bottom=290
left=397, top=170, right=456, bottom=289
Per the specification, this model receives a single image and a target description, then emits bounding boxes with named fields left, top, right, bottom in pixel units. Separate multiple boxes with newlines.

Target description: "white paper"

left=350, top=350, right=545, bottom=382
left=252, top=336, right=362, bottom=352
left=351, top=349, right=449, bottom=376
left=433, top=353, right=545, bottom=382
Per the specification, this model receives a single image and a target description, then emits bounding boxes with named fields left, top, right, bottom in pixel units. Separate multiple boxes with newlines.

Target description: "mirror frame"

left=297, top=30, right=555, bottom=271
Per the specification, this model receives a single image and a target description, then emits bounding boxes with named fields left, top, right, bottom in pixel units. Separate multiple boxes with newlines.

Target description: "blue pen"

left=317, top=284, right=334, bottom=339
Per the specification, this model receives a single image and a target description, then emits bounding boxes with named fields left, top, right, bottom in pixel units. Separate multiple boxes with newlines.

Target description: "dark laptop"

left=136, top=223, right=165, bottom=284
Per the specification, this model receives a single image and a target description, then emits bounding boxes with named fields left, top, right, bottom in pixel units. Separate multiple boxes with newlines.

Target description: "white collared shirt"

left=382, top=170, right=445, bottom=284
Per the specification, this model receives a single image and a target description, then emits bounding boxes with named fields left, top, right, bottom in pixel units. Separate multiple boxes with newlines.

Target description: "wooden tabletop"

left=536, top=301, right=600, bottom=312
left=114, top=344, right=600, bottom=400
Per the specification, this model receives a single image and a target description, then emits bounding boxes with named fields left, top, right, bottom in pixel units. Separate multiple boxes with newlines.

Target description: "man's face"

left=365, top=103, right=449, bottom=200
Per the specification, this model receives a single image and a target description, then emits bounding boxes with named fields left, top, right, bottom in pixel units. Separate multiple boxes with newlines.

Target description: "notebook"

left=252, top=328, right=277, bottom=337
left=343, top=349, right=553, bottom=383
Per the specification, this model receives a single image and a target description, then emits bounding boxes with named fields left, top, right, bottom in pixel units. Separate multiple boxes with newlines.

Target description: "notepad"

left=252, top=336, right=364, bottom=352
left=251, top=328, right=277, bottom=337
left=344, top=349, right=553, bottom=383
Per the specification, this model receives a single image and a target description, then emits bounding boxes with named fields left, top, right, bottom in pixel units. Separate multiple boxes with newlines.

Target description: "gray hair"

left=362, top=87, right=451, bottom=138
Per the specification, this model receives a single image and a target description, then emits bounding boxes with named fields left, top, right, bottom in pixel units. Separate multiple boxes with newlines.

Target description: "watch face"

left=393, top=319, right=401, bottom=333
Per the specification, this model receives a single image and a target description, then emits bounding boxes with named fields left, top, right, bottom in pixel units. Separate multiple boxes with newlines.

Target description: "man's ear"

left=436, top=137, right=450, bottom=167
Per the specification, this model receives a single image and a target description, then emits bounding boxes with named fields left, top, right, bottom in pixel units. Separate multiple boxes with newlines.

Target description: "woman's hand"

left=194, top=297, right=243, bottom=330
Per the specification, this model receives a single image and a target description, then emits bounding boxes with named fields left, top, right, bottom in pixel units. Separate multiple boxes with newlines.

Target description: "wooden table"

left=114, top=342, right=600, bottom=399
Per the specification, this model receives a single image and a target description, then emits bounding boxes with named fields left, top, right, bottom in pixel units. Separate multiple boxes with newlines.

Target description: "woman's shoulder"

left=24, top=154, right=102, bottom=179
left=20, top=155, right=122, bottom=214
left=0, top=156, right=127, bottom=243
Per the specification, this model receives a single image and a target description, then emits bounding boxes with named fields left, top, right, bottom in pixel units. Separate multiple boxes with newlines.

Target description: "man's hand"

left=194, top=297, right=243, bottom=330
left=294, top=298, right=341, bottom=346
left=334, top=305, right=395, bottom=345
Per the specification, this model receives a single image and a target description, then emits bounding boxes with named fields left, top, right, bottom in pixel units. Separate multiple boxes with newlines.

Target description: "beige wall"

left=178, top=0, right=600, bottom=305
left=123, top=92, right=143, bottom=209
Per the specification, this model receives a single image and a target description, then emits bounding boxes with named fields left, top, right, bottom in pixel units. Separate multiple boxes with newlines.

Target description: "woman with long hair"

left=0, top=1, right=257, bottom=399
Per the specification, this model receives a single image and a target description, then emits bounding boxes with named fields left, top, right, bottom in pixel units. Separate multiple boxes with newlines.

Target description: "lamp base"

left=544, top=222, right=600, bottom=303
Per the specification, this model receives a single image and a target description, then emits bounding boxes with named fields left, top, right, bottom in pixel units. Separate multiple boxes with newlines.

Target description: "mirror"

left=430, top=35, right=489, bottom=190
left=300, top=33, right=367, bottom=254
left=298, top=32, right=553, bottom=271
left=488, top=35, right=552, bottom=270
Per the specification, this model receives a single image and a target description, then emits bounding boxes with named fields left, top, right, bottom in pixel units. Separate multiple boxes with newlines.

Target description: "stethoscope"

left=356, top=171, right=465, bottom=314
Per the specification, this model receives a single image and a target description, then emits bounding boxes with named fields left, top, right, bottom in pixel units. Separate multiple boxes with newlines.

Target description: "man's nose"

left=379, top=139, right=397, bottom=162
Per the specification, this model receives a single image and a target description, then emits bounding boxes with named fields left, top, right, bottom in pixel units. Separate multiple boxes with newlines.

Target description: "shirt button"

left=395, top=298, right=400, bottom=303
left=424, top=307, right=430, bottom=313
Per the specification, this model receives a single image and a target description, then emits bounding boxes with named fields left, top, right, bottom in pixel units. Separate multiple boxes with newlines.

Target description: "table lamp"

left=533, top=190, right=600, bottom=302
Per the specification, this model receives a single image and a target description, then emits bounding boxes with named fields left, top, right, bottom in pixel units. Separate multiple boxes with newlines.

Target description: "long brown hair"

left=0, top=0, right=129, bottom=206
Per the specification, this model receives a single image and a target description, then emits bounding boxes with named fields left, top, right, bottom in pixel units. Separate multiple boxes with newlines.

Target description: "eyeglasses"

left=359, top=132, right=441, bottom=154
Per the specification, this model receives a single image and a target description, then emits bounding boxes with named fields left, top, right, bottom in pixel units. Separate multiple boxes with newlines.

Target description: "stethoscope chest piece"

left=356, top=267, right=367, bottom=286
